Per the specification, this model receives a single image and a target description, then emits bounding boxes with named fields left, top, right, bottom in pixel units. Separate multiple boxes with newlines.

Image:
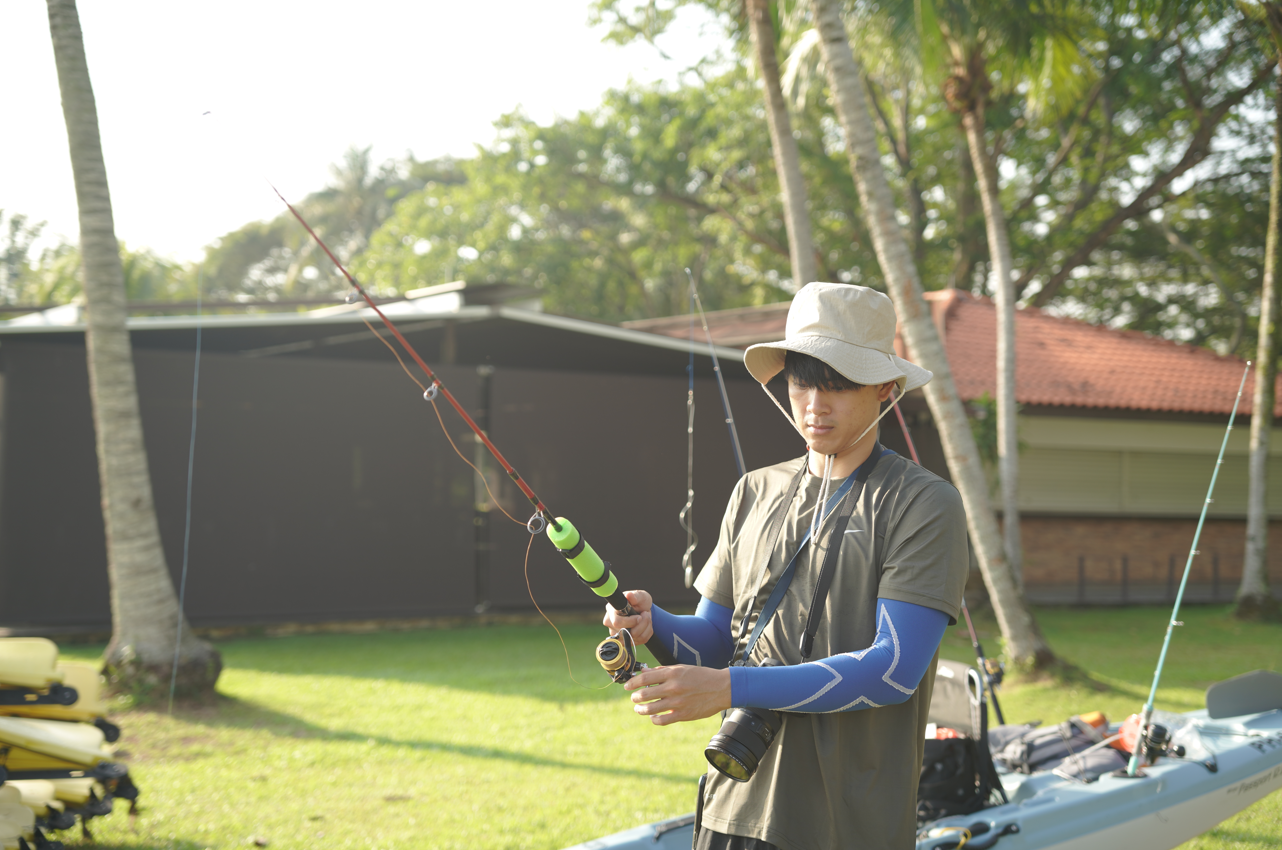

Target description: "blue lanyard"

left=734, top=447, right=889, bottom=666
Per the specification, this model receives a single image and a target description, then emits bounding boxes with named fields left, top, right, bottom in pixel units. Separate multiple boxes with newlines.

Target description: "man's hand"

left=624, top=664, right=731, bottom=725
left=603, top=590, right=654, bottom=645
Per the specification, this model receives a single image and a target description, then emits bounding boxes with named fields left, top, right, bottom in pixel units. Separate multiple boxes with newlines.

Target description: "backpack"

left=918, top=735, right=990, bottom=822
left=917, top=661, right=1004, bottom=825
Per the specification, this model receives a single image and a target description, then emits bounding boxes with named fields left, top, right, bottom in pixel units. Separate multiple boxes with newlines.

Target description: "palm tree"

left=46, top=0, right=221, bottom=696
left=809, top=0, right=1056, bottom=669
left=746, top=0, right=818, bottom=286
left=905, top=0, right=1095, bottom=591
left=1239, top=1, right=1282, bottom=621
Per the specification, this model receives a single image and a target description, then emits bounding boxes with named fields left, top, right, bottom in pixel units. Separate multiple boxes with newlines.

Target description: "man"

left=604, top=283, right=968, bottom=850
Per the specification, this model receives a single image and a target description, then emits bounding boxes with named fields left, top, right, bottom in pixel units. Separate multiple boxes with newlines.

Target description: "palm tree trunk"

left=47, top=0, right=221, bottom=696
left=961, top=100, right=1023, bottom=593
left=810, top=0, right=1055, bottom=669
left=951, top=135, right=982, bottom=288
left=746, top=0, right=818, bottom=287
left=1239, top=58, right=1282, bottom=622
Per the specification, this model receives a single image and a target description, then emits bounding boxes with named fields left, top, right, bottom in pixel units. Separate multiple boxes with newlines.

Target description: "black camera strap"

left=733, top=444, right=885, bottom=666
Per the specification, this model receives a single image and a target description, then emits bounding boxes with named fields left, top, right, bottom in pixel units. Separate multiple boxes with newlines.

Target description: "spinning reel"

left=595, top=629, right=647, bottom=684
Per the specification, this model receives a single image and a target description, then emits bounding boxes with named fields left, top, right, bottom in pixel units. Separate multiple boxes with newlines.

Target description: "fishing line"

left=271, top=183, right=559, bottom=529
left=358, top=315, right=524, bottom=526
left=523, top=533, right=610, bottom=691
left=168, top=267, right=203, bottom=714
left=1125, top=361, right=1252, bottom=777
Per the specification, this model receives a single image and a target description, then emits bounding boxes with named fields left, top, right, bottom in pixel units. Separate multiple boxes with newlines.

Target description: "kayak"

left=561, top=671, right=1282, bottom=850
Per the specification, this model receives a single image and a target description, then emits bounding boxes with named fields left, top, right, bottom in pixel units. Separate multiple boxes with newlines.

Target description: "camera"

left=704, top=658, right=784, bottom=782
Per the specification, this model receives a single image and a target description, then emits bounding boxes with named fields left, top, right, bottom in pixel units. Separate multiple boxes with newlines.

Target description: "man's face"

left=787, top=376, right=896, bottom=457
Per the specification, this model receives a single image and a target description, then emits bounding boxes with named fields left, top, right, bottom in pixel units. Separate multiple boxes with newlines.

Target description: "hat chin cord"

left=750, top=384, right=905, bottom=588
left=757, top=382, right=906, bottom=463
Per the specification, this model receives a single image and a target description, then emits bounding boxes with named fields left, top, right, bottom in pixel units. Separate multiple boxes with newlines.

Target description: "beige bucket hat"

left=744, top=283, right=932, bottom=392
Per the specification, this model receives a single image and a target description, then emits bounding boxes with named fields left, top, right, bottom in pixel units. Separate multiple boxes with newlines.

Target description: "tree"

left=1239, top=1, right=1282, bottom=621
left=809, top=0, right=1057, bottom=669
left=360, top=75, right=835, bottom=320
left=0, top=211, right=46, bottom=304
left=904, top=1, right=1098, bottom=591
left=745, top=0, right=818, bottom=285
left=198, top=146, right=431, bottom=301
left=46, top=0, right=220, bottom=697
left=593, top=0, right=819, bottom=288
left=2, top=240, right=196, bottom=308
left=1017, top=15, right=1276, bottom=307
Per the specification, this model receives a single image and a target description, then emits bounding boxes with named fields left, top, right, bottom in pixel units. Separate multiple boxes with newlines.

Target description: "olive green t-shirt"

left=693, top=451, right=968, bottom=850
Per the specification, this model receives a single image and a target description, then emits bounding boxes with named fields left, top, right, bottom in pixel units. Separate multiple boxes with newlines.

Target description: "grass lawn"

left=51, top=605, right=1279, bottom=850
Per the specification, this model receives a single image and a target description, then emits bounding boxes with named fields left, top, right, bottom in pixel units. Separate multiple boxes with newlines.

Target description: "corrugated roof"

left=628, top=289, right=1274, bottom=416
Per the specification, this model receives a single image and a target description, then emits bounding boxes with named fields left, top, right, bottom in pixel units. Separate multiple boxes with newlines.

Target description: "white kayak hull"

left=562, top=707, right=1282, bottom=850
left=967, top=707, right=1282, bottom=850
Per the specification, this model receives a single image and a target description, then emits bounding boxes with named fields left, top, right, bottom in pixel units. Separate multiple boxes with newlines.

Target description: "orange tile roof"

left=627, top=289, right=1276, bottom=416
left=925, top=290, right=1275, bottom=416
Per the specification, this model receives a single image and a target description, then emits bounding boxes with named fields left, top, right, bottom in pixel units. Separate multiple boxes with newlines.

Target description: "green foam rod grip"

left=547, top=517, right=619, bottom=599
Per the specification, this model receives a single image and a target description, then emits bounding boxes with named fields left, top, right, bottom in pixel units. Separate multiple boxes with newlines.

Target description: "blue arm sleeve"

left=729, top=598, right=948, bottom=713
left=648, top=597, right=735, bottom=668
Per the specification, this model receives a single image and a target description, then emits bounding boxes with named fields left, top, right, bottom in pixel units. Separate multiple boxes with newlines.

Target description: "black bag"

left=995, top=716, right=1105, bottom=774
left=918, top=736, right=989, bottom=822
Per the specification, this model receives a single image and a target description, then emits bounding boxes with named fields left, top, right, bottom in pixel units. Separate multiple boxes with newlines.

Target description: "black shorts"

left=694, top=828, right=782, bottom=850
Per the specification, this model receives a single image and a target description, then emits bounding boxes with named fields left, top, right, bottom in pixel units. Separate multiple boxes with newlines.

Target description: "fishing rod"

left=1125, top=361, right=1252, bottom=777
left=960, top=599, right=1005, bottom=726
left=273, top=186, right=678, bottom=669
left=676, top=268, right=747, bottom=589
left=686, top=269, right=746, bottom=478
left=678, top=287, right=699, bottom=589
left=890, top=388, right=1007, bottom=722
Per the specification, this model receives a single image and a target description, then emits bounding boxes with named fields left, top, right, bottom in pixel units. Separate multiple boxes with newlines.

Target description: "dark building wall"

left=0, top=340, right=478, bottom=630
left=482, top=371, right=802, bottom=612
left=0, top=339, right=802, bottom=630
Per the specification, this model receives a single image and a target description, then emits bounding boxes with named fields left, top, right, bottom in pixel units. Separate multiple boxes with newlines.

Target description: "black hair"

left=782, top=350, right=865, bottom=391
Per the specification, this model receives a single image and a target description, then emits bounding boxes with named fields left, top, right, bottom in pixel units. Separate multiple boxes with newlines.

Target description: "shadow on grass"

left=202, top=625, right=634, bottom=704
left=77, top=840, right=206, bottom=850
left=143, top=694, right=695, bottom=786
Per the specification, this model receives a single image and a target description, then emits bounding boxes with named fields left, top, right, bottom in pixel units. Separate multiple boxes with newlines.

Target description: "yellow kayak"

left=0, top=662, right=107, bottom=725
left=47, top=778, right=99, bottom=806
left=0, top=787, right=35, bottom=850
left=1, top=781, right=63, bottom=817
left=0, top=640, right=63, bottom=690
left=0, top=716, right=111, bottom=772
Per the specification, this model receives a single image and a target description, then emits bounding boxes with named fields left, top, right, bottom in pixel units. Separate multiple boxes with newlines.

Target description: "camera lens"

left=705, top=707, right=784, bottom=782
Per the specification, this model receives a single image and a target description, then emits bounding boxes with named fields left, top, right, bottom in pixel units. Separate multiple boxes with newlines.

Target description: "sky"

left=2, top=1, right=725, bottom=262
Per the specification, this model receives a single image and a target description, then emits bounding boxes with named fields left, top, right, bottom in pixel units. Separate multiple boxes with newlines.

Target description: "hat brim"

left=743, top=336, right=932, bottom=393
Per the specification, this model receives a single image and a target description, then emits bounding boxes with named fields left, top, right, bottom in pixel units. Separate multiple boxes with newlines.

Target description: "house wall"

left=890, top=408, right=1282, bottom=602
left=1019, top=515, right=1282, bottom=604
left=1018, top=416, right=1282, bottom=517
